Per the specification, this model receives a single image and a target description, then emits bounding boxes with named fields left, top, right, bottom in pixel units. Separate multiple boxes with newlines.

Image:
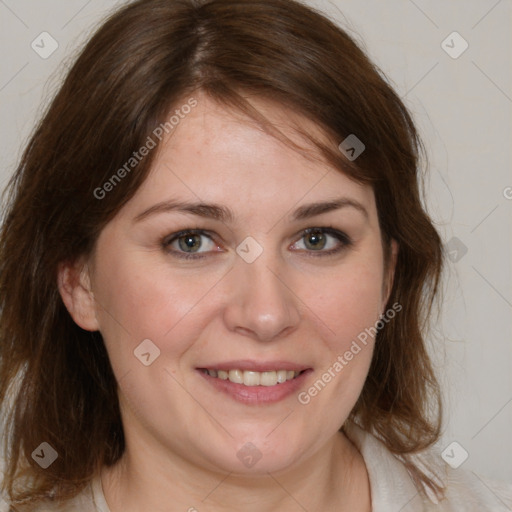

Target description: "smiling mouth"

left=198, top=368, right=306, bottom=387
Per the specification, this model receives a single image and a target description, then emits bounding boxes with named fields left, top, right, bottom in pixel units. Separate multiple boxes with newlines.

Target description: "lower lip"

left=197, top=369, right=312, bottom=405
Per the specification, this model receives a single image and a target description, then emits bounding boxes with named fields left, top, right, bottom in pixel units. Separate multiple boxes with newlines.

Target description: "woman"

left=0, top=0, right=510, bottom=510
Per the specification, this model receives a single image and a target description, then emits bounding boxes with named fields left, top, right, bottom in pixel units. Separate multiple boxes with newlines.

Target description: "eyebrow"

left=133, top=197, right=368, bottom=224
left=133, top=200, right=234, bottom=223
left=292, top=198, right=368, bottom=221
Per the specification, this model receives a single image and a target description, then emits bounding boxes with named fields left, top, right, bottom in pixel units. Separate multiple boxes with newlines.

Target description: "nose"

left=222, top=249, right=301, bottom=342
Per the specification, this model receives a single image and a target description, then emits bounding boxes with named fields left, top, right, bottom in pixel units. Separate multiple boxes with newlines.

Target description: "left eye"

left=291, top=228, right=350, bottom=254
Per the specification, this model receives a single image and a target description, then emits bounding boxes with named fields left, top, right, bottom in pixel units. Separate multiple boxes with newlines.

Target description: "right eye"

left=163, top=229, right=221, bottom=260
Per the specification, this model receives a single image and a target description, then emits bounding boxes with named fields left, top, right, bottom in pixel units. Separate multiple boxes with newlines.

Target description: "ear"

left=382, top=239, right=399, bottom=309
left=57, top=259, right=99, bottom=331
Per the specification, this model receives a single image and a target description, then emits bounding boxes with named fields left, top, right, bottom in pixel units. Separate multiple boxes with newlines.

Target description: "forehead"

left=121, top=94, right=376, bottom=222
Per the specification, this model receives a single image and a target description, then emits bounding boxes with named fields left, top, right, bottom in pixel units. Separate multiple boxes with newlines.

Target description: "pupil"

left=179, top=234, right=201, bottom=252
left=306, top=232, right=325, bottom=250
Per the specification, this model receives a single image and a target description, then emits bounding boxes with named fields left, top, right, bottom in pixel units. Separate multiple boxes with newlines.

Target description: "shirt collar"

left=344, top=421, right=432, bottom=511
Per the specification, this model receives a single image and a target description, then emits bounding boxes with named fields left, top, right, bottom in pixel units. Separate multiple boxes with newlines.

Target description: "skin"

left=59, top=93, right=397, bottom=512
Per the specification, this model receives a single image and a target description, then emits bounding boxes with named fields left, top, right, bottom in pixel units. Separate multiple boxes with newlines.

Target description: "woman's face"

left=68, top=94, right=396, bottom=475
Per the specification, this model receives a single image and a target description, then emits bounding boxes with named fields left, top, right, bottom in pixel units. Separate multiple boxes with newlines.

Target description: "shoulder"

left=408, top=439, right=512, bottom=510
left=424, top=455, right=512, bottom=511
left=0, top=480, right=101, bottom=512
left=1, top=450, right=109, bottom=512
left=344, top=422, right=512, bottom=511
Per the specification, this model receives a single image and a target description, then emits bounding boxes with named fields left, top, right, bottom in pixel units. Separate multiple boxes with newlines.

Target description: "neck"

left=101, top=429, right=371, bottom=512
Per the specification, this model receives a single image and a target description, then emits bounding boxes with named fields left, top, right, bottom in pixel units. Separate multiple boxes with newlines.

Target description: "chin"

left=198, top=432, right=309, bottom=476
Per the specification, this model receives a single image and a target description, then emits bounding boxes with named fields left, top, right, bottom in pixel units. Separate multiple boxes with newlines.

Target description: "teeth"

left=203, top=369, right=301, bottom=386
left=276, top=370, right=287, bottom=384
left=243, top=371, right=260, bottom=386
left=260, top=371, right=277, bottom=386
left=228, top=369, right=243, bottom=384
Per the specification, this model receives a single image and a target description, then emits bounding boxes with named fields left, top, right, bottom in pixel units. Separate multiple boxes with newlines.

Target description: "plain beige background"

left=0, top=0, right=510, bottom=484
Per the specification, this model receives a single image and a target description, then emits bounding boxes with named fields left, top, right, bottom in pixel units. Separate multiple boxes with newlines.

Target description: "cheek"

left=302, top=258, right=385, bottom=350
left=91, top=248, right=228, bottom=364
left=294, top=261, right=383, bottom=420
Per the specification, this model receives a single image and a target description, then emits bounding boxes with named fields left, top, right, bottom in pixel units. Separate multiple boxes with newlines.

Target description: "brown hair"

left=0, top=0, right=443, bottom=507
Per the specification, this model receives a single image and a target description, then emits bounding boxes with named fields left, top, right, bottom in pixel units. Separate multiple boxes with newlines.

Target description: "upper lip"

left=197, top=360, right=312, bottom=372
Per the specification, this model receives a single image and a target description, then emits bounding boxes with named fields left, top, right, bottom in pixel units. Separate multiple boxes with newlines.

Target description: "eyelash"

left=162, top=227, right=352, bottom=261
